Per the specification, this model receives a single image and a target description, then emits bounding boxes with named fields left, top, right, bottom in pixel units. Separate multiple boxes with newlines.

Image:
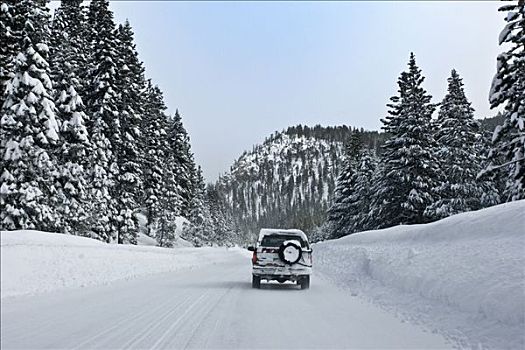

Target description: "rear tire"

left=252, top=275, right=261, bottom=289
left=300, top=275, right=310, bottom=290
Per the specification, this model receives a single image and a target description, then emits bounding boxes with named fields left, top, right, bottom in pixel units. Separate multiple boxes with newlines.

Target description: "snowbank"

left=314, top=200, right=525, bottom=349
left=136, top=232, right=158, bottom=246
left=0, top=230, right=240, bottom=299
left=135, top=213, right=194, bottom=247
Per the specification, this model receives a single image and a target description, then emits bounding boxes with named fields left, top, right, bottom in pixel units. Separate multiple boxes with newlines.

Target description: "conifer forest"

left=1, top=2, right=524, bottom=350
left=1, top=1, right=524, bottom=245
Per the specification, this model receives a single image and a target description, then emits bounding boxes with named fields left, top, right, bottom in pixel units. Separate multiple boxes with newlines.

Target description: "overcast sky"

left=81, top=1, right=503, bottom=181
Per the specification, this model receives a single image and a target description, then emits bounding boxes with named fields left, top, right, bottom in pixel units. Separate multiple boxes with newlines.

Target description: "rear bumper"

left=252, top=265, right=312, bottom=279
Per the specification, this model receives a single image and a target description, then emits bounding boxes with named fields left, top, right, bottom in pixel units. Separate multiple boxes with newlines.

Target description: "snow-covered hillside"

left=0, top=230, right=242, bottom=299
left=217, top=126, right=359, bottom=240
left=315, top=200, right=525, bottom=349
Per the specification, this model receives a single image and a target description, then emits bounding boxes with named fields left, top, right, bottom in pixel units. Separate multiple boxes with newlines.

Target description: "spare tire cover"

left=278, top=241, right=302, bottom=265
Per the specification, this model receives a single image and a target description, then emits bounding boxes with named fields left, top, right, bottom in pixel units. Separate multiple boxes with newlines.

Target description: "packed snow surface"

left=314, top=200, right=525, bottom=350
left=1, top=202, right=523, bottom=349
left=1, top=247, right=449, bottom=349
left=0, top=230, right=236, bottom=299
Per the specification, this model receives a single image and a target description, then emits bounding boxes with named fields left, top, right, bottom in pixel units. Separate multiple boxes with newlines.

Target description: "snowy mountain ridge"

left=216, top=127, right=353, bottom=240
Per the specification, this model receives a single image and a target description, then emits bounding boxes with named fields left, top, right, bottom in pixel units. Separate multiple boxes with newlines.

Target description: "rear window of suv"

left=260, top=234, right=308, bottom=248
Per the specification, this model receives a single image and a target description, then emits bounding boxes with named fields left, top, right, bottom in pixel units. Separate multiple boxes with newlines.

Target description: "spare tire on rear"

left=278, top=241, right=302, bottom=265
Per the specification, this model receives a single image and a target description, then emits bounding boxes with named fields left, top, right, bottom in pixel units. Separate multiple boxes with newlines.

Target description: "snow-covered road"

left=1, top=252, right=450, bottom=349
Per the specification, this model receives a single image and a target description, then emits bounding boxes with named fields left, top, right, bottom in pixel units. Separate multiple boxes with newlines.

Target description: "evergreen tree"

left=155, top=211, right=178, bottom=247
left=182, top=166, right=213, bottom=246
left=155, top=112, right=186, bottom=247
left=326, top=133, right=362, bottom=238
left=0, top=0, right=61, bottom=230
left=83, top=0, right=120, bottom=242
left=156, top=161, right=180, bottom=248
left=50, top=0, right=92, bottom=234
left=207, top=183, right=236, bottom=246
left=113, top=20, right=147, bottom=244
left=187, top=166, right=206, bottom=223
left=167, top=109, right=194, bottom=217
left=50, top=0, right=88, bottom=92
left=479, top=118, right=507, bottom=197
left=351, top=149, right=378, bottom=232
left=426, top=70, right=499, bottom=218
left=0, top=0, right=24, bottom=109
left=483, top=3, right=525, bottom=201
left=141, top=81, right=170, bottom=237
left=369, top=53, right=441, bottom=229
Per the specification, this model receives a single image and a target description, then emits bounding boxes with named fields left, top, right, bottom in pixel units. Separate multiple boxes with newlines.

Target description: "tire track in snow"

left=120, top=291, right=201, bottom=349
left=1, top=283, right=157, bottom=347
left=149, top=291, right=211, bottom=350
left=73, top=290, right=190, bottom=349
left=147, top=269, right=241, bottom=349
left=1, top=253, right=452, bottom=349
left=179, top=276, right=238, bottom=349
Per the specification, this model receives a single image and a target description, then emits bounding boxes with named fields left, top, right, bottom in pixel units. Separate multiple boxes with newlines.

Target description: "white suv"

left=248, top=228, right=312, bottom=289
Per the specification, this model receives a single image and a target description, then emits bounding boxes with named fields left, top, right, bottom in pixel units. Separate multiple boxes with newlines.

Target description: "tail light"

left=252, top=250, right=257, bottom=265
left=262, top=248, right=277, bottom=253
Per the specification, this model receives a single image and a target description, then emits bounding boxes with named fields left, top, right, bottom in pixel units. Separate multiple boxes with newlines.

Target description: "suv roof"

left=258, top=228, right=308, bottom=243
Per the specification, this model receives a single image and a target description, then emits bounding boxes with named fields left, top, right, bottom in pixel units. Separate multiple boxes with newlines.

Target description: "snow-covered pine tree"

left=155, top=209, right=177, bottom=247
left=0, top=0, right=14, bottom=101
left=0, top=0, right=24, bottom=109
left=351, top=149, right=378, bottom=232
left=50, top=0, right=89, bottom=92
left=83, top=0, right=121, bottom=242
left=156, top=147, right=180, bottom=249
left=164, top=114, right=187, bottom=209
left=479, top=114, right=507, bottom=196
left=168, top=109, right=196, bottom=217
left=425, top=70, right=499, bottom=219
left=0, top=0, right=61, bottom=231
left=113, top=20, right=147, bottom=244
left=189, top=166, right=207, bottom=224
left=141, top=80, right=170, bottom=239
left=182, top=166, right=213, bottom=246
left=483, top=3, right=525, bottom=201
left=49, top=0, right=92, bottom=235
left=326, top=132, right=362, bottom=239
left=206, top=183, right=236, bottom=246
left=369, top=53, right=441, bottom=229
left=155, top=112, right=184, bottom=248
